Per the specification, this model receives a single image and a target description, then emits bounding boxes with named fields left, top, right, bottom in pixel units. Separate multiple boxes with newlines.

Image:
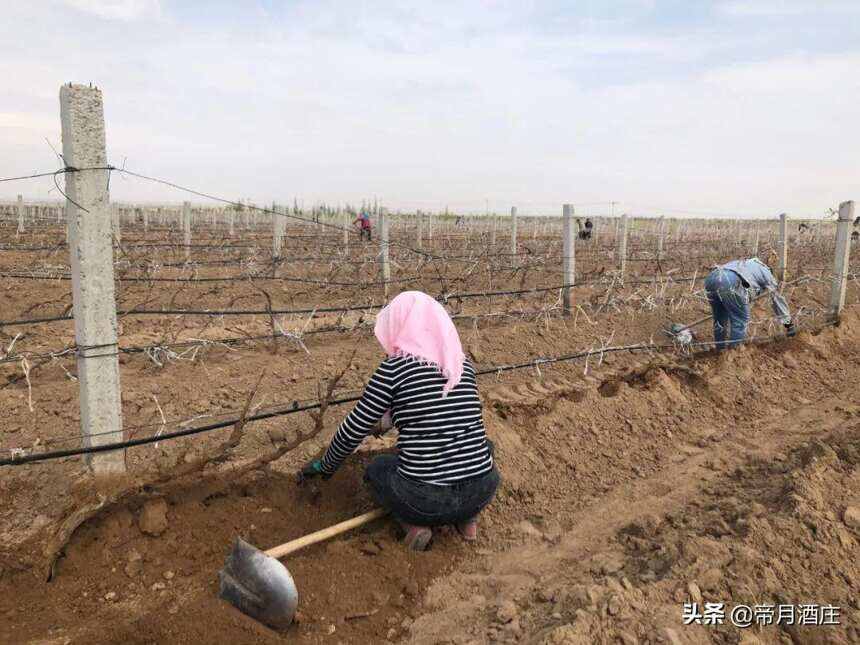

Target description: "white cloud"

left=1, top=2, right=857, bottom=217
left=718, top=0, right=858, bottom=16
left=59, top=0, right=162, bottom=21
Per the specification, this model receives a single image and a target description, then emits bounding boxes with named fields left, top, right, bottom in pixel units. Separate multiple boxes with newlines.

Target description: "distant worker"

left=300, top=291, right=500, bottom=551
left=704, top=257, right=795, bottom=349
left=353, top=211, right=372, bottom=241
left=579, top=218, right=593, bottom=241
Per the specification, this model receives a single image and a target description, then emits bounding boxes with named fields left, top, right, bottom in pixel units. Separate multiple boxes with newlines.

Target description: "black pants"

left=364, top=455, right=500, bottom=527
left=360, top=228, right=371, bottom=241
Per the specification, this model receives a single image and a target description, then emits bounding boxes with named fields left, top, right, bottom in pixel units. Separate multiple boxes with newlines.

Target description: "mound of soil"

left=1, top=309, right=859, bottom=644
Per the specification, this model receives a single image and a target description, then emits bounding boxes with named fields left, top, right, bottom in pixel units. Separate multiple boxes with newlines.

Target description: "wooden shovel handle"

left=264, top=508, right=389, bottom=560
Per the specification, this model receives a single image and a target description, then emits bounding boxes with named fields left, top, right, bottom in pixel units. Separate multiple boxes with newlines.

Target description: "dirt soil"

left=1, top=223, right=858, bottom=644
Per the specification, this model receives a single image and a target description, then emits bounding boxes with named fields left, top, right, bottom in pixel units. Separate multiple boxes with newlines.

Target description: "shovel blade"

left=219, top=537, right=299, bottom=630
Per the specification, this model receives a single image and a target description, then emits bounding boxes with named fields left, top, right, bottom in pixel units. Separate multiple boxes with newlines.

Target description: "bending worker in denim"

left=704, top=258, right=796, bottom=349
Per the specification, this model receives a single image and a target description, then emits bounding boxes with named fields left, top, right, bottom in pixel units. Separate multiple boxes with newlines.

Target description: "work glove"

left=784, top=321, right=797, bottom=338
left=371, top=410, right=394, bottom=437
left=298, top=459, right=331, bottom=483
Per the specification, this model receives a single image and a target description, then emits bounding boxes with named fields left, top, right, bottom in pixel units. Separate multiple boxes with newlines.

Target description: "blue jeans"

left=704, top=268, right=750, bottom=349
left=364, top=454, right=500, bottom=527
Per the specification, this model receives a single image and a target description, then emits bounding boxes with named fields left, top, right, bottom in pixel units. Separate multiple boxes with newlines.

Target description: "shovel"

left=664, top=314, right=711, bottom=346
left=219, top=508, right=388, bottom=630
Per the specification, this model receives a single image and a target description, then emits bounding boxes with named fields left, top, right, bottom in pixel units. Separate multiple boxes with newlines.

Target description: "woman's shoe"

left=402, top=524, right=433, bottom=551
left=456, top=518, right=478, bottom=542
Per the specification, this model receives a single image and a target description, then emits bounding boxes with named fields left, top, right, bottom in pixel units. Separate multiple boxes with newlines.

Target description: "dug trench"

left=1, top=313, right=860, bottom=644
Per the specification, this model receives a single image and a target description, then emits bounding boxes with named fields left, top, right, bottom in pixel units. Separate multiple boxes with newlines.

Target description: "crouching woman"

left=301, top=291, right=500, bottom=551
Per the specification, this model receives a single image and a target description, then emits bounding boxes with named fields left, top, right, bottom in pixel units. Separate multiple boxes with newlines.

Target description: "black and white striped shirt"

left=321, top=355, right=493, bottom=485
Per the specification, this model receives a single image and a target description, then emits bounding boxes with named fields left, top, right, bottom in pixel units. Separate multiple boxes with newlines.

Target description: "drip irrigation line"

left=4, top=266, right=834, bottom=328
left=0, top=304, right=561, bottom=367
left=0, top=270, right=424, bottom=288
left=0, top=321, right=832, bottom=467
left=0, top=313, right=73, bottom=327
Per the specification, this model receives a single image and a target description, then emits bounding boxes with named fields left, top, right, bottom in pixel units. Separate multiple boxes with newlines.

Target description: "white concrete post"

left=16, top=195, right=24, bottom=235
left=657, top=216, right=665, bottom=261
left=60, top=83, right=125, bottom=476
left=753, top=229, right=760, bottom=257
left=182, top=201, right=192, bottom=261
left=829, top=201, right=855, bottom=321
left=428, top=212, right=433, bottom=242
left=342, top=208, right=349, bottom=251
left=111, top=203, right=121, bottom=245
left=380, top=208, right=391, bottom=297
left=491, top=214, right=497, bottom=247
left=416, top=210, right=423, bottom=249
left=229, top=207, right=235, bottom=236
left=618, top=213, right=629, bottom=285
left=272, top=202, right=285, bottom=259
left=143, top=207, right=149, bottom=232
left=777, top=213, right=788, bottom=282
left=510, top=206, right=518, bottom=266
left=562, top=204, right=575, bottom=315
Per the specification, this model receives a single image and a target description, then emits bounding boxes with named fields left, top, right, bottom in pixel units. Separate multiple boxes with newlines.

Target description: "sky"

left=1, top=0, right=858, bottom=218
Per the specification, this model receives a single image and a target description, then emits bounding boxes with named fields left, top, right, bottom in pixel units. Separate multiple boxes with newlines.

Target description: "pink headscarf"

left=374, top=291, right=465, bottom=395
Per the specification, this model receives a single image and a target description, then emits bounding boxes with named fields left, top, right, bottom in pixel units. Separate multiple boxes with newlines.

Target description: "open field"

left=1, top=210, right=859, bottom=644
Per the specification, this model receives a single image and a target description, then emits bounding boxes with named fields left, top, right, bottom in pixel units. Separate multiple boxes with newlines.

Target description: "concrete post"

left=182, top=201, right=192, bottom=261
left=342, top=208, right=349, bottom=251
left=777, top=213, right=788, bottom=282
left=510, top=206, right=518, bottom=267
left=229, top=207, right=235, bottom=236
left=618, top=213, right=629, bottom=285
left=143, top=207, right=149, bottom=232
left=562, top=204, right=575, bottom=315
left=428, top=212, right=433, bottom=242
left=272, top=202, right=285, bottom=259
left=16, top=195, right=24, bottom=235
left=380, top=208, right=391, bottom=297
left=491, top=214, right=497, bottom=247
left=416, top=210, right=423, bottom=249
left=753, top=229, right=760, bottom=257
left=111, top=203, right=121, bottom=245
left=829, top=201, right=854, bottom=321
left=60, top=83, right=125, bottom=476
left=657, top=216, right=665, bottom=261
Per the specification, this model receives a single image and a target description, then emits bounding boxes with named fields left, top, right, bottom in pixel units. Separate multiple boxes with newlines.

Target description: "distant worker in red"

left=353, top=210, right=372, bottom=241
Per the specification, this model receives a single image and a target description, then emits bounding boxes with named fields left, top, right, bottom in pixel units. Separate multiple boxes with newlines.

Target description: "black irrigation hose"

left=0, top=396, right=362, bottom=466
left=0, top=313, right=73, bottom=327
left=1, top=322, right=828, bottom=467
left=0, top=345, right=656, bottom=466
left=0, top=270, right=424, bottom=288
left=0, top=284, right=568, bottom=327
left=2, top=265, right=840, bottom=328
left=0, top=271, right=753, bottom=328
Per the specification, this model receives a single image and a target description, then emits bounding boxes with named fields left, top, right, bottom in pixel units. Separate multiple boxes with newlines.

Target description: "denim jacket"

left=718, top=258, right=791, bottom=324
